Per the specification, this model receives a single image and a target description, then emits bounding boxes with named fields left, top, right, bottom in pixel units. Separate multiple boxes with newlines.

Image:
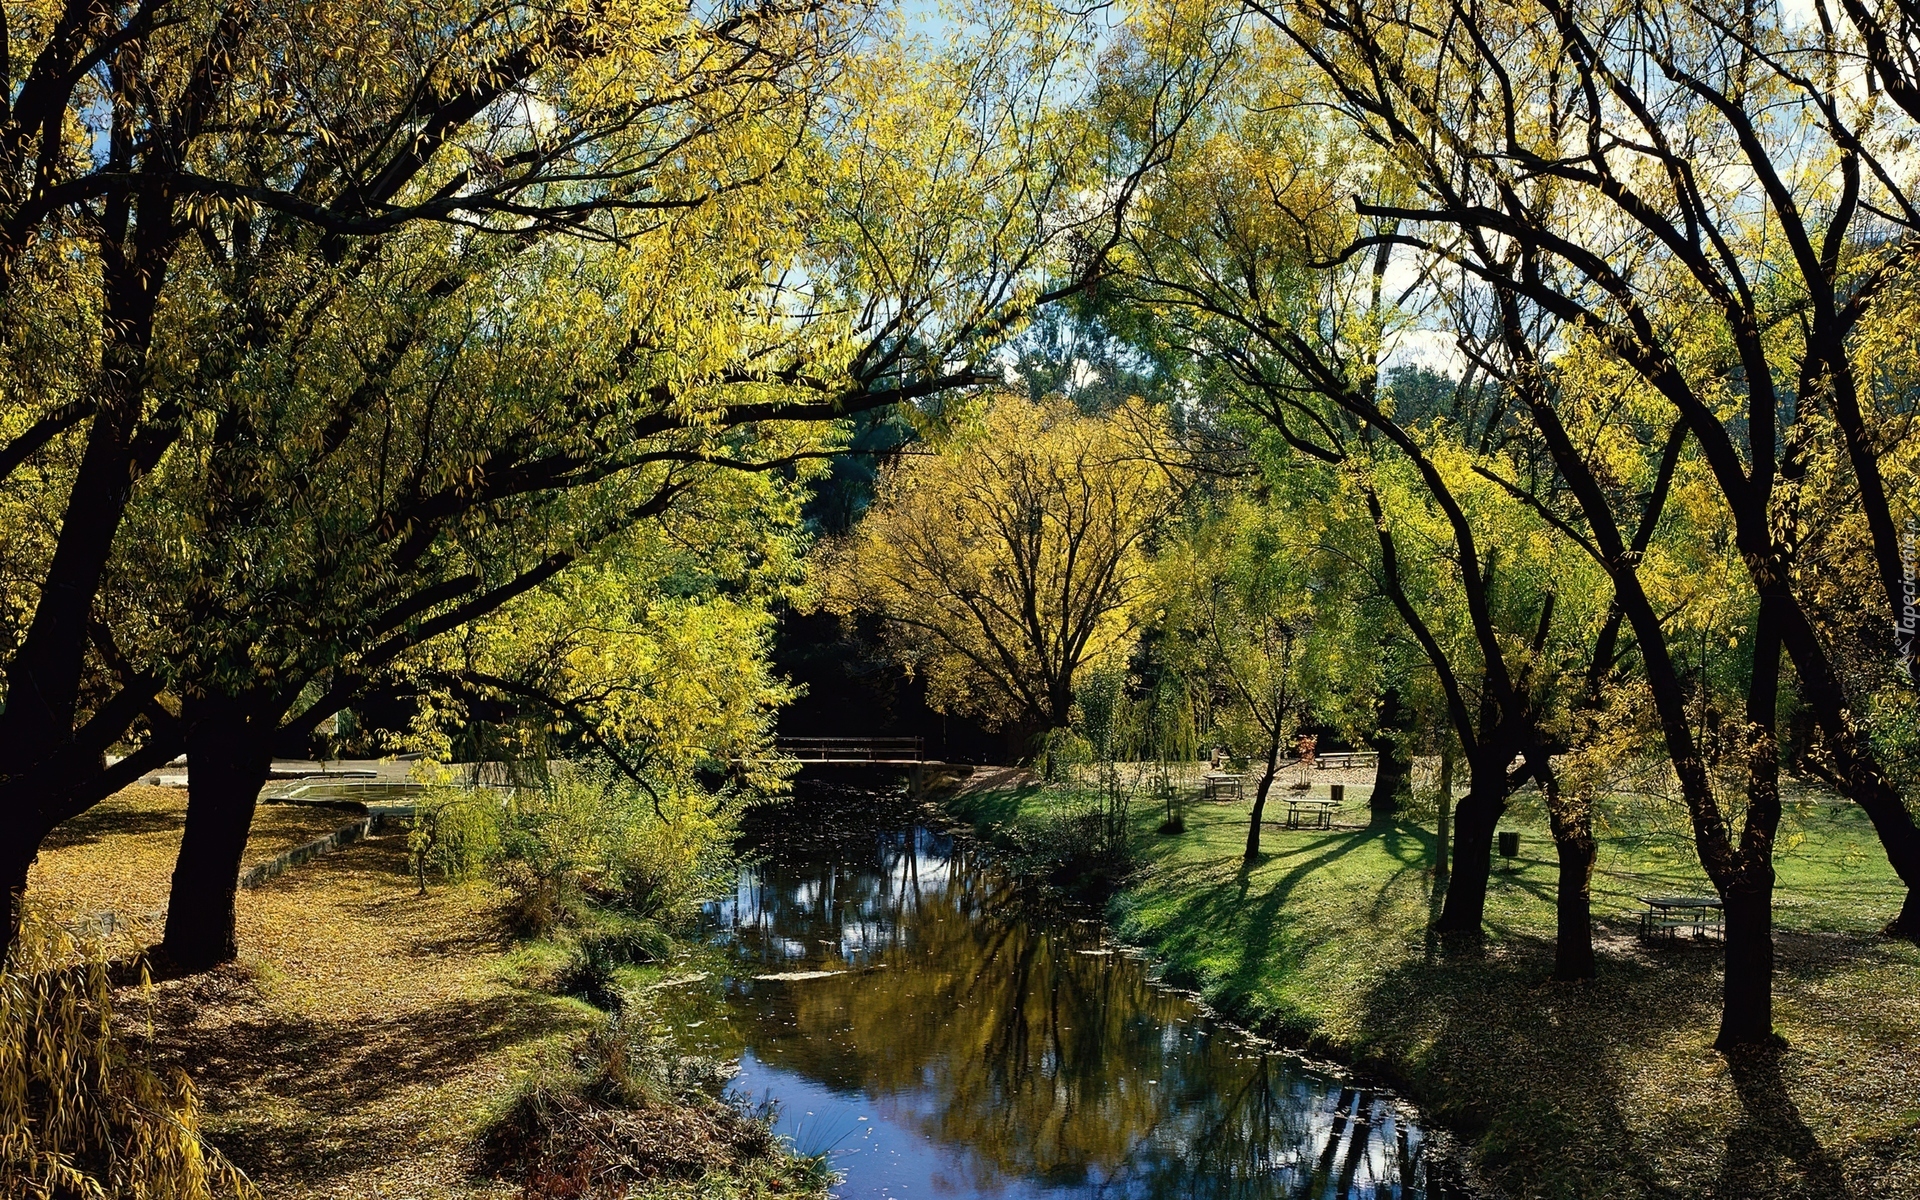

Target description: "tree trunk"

left=0, top=263, right=160, bottom=760
left=1717, top=885, right=1778, bottom=1049
left=1553, top=831, right=1597, bottom=980
left=1890, top=888, right=1920, bottom=942
left=1367, top=688, right=1413, bottom=826
left=1435, top=742, right=1453, bottom=881
left=2, top=838, right=34, bottom=965
left=1760, top=570, right=1920, bottom=935
left=0, top=737, right=188, bottom=961
left=1710, top=601, right=1784, bottom=1046
left=1434, top=763, right=1503, bottom=933
left=0, top=250, right=171, bottom=964
left=1833, top=772, right=1920, bottom=937
left=1535, top=760, right=1596, bottom=982
left=1246, top=722, right=1285, bottom=860
left=161, top=694, right=276, bottom=973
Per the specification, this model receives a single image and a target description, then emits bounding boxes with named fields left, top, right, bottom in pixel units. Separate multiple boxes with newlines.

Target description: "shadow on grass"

left=1347, top=939, right=1703, bottom=1199
left=1343, top=916, right=1887, bottom=1198
left=128, top=833, right=586, bottom=1191
left=42, top=800, right=182, bottom=849
left=1132, top=826, right=1382, bottom=1019
left=1125, top=812, right=1889, bottom=1198
left=943, top=782, right=1048, bottom=831
left=1718, top=1045, right=1848, bottom=1200
left=160, top=987, right=578, bottom=1186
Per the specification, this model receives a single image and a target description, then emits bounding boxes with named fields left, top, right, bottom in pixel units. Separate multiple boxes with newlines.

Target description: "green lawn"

left=942, top=776, right=1920, bottom=1200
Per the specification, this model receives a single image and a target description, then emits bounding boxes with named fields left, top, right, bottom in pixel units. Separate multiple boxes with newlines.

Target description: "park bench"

left=1203, top=773, right=1244, bottom=801
left=1311, top=750, right=1379, bottom=771
left=1282, top=797, right=1341, bottom=829
left=1638, top=895, right=1724, bottom=940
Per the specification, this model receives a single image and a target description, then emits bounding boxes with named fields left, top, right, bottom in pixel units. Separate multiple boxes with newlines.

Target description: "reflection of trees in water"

left=705, top=825, right=1434, bottom=1198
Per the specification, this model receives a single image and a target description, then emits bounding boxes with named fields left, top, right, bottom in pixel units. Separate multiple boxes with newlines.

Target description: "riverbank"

left=26, top=785, right=827, bottom=1200
left=939, top=772, right=1920, bottom=1200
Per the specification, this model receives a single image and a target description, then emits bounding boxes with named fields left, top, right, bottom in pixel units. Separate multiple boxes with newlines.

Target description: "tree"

left=824, top=394, right=1177, bottom=741
left=397, top=490, right=806, bottom=931
left=1162, top=499, right=1327, bottom=859
left=1257, top=0, right=1920, bottom=1043
left=0, top=0, right=871, bottom=954
left=407, top=472, right=808, bottom=795
left=1097, top=21, right=1658, bottom=976
left=2, top=0, right=1171, bottom=962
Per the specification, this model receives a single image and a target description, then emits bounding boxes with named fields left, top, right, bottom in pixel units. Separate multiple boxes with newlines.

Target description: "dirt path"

left=30, top=787, right=590, bottom=1199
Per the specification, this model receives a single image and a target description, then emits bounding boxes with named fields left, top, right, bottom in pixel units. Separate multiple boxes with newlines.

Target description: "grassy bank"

left=28, top=785, right=825, bottom=1200
left=941, top=772, right=1920, bottom=1200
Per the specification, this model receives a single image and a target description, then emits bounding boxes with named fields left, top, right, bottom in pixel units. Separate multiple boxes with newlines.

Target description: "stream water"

left=659, top=787, right=1462, bottom=1200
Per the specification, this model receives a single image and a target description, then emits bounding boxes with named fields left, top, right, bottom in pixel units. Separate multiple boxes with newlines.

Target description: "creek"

left=658, top=785, right=1463, bottom=1199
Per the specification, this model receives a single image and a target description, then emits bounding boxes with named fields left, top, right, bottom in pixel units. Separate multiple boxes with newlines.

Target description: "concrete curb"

left=238, top=815, right=394, bottom=889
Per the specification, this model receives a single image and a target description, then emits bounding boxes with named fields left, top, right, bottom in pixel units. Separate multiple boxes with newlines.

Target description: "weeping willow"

left=0, top=906, right=255, bottom=1199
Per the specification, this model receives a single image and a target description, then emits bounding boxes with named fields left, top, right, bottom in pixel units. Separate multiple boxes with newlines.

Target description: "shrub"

left=411, top=762, right=744, bottom=940
left=478, top=1014, right=812, bottom=1200
left=1033, top=727, right=1093, bottom=783
left=555, top=922, right=672, bottom=1011
left=0, top=906, right=255, bottom=1200
left=407, top=785, right=504, bottom=894
left=596, top=786, right=739, bottom=923
left=1000, top=783, right=1138, bottom=901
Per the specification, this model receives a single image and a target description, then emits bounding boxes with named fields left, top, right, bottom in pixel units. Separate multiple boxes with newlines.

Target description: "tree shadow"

left=139, top=958, right=583, bottom=1188
left=1100, top=802, right=1893, bottom=1198
left=1186, top=830, right=1379, bottom=1011
left=1348, top=944, right=1699, bottom=1198
left=43, top=801, right=183, bottom=849
left=1717, top=1045, right=1850, bottom=1199
left=941, top=781, right=1047, bottom=830
left=1343, top=917, right=1892, bottom=1199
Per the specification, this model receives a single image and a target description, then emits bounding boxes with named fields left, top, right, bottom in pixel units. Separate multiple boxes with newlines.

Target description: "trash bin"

left=1498, top=831, right=1520, bottom=857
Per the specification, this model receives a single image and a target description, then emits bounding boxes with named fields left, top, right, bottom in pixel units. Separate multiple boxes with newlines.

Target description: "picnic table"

left=1283, top=797, right=1341, bottom=829
left=1203, top=773, right=1244, bottom=801
left=1310, top=750, right=1379, bottom=770
left=1638, top=895, right=1724, bottom=939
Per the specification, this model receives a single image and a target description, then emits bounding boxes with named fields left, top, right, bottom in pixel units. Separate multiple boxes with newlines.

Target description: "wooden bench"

left=1282, top=797, right=1341, bottom=829
left=1311, top=750, right=1379, bottom=770
left=1203, top=773, right=1244, bottom=801
left=1639, top=895, right=1724, bottom=939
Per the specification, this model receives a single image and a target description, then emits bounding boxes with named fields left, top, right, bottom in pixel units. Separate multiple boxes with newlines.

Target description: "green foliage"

left=557, top=922, right=675, bottom=1013
left=1034, top=727, right=1095, bottom=782
left=0, top=0, right=1142, bottom=964
left=989, top=781, right=1140, bottom=902
left=1863, top=684, right=1920, bottom=790
left=1065, top=663, right=1199, bottom=771
left=408, top=786, right=507, bottom=892
left=1074, top=667, right=1132, bottom=764
left=0, top=907, right=255, bottom=1200
left=400, top=477, right=805, bottom=789
left=414, top=765, right=746, bottom=939
left=1158, top=499, right=1333, bottom=773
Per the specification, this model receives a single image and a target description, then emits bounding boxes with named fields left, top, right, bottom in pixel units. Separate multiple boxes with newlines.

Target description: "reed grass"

left=0, top=904, right=255, bottom=1199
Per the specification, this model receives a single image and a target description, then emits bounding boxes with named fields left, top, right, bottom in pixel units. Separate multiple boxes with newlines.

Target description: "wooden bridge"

left=773, top=736, right=926, bottom=765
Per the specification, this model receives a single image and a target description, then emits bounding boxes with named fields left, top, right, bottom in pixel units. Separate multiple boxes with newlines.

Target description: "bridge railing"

left=774, top=736, right=925, bottom=763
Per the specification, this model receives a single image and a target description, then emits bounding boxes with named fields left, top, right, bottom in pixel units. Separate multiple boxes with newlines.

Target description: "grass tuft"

left=0, top=904, right=256, bottom=1200
left=477, top=1014, right=817, bottom=1200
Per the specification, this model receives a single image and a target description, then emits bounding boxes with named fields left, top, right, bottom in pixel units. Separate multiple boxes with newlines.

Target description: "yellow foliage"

left=0, top=908, right=254, bottom=1200
left=823, top=394, right=1177, bottom=731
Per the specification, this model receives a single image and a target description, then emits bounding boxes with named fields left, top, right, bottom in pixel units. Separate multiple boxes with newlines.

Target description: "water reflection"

left=682, top=812, right=1452, bottom=1199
